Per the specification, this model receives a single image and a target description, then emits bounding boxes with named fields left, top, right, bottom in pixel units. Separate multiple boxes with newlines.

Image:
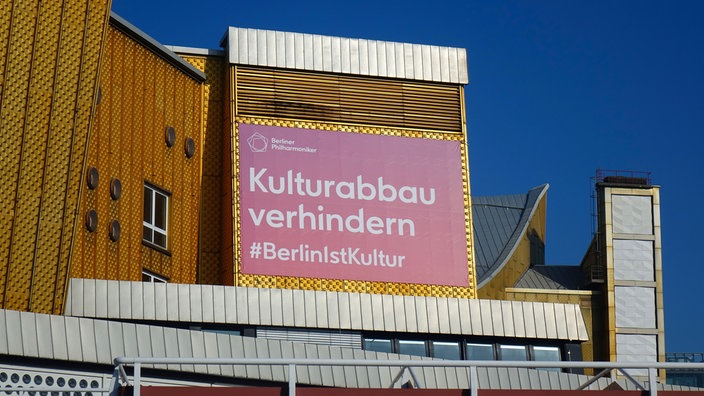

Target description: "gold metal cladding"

left=181, top=54, right=226, bottom=285
left=0, top=0, right=112, bottom=313
left=71, top=25, right=203, bottom=294
left=231, top=117, right=475, bottom=299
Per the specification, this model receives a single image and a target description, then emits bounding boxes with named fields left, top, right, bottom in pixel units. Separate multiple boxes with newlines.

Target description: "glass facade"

left=362, top=336, right=565, bottom=366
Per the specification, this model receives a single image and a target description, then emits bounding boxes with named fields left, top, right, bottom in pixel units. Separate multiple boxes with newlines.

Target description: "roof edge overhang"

left=65, top=278, right=588, bottom=342
left=165, top=45, right=225, bottom=57
left=222, top=26, right=469, bottom=84
left=109, top=12, right=206, bottom=83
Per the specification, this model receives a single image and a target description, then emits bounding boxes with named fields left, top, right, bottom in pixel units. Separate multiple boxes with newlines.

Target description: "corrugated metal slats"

left=65, top=279, right=589, bottom=341
left=227, top=27, right=468, bottom=84
left=0, top=310, right=622, bottom=395
left=235, top=66, right=462, bottom=132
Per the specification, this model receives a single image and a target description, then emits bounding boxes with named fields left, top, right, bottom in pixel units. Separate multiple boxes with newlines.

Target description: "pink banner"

left=238, top=123, right=469, bottom=287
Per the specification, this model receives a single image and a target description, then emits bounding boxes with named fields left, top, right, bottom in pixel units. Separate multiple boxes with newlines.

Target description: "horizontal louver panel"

left=235, top=66, right=462, bottom=133
left=257, top=327, right=362, bottom=349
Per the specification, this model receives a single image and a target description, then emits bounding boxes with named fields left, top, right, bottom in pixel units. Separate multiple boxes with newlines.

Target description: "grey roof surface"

left=65, top=279, right=589, bottom=341
left=0, top=308, right=686, bottom=391
left=515, top=266, right=585, bottom=290
left=224, top=27, right=468, bottom=84
left=473, top=185, right=549, bottom=286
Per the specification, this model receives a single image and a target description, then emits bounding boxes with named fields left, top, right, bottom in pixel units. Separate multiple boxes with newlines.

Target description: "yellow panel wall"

left=180, top=53, right=226, bottom=285
left=71, top=25, right=203, bottom=286
left=477, top=194, right=547, bottom=300
left=0, top=0, right=111, bottom=313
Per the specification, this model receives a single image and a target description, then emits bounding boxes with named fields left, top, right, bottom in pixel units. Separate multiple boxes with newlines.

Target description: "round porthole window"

left=165, top=126, right=176, bottom=147
left=185, top=137, right=195, bottom=158
left=87, top=167, right=99, bottom=189
left=110, top=178, right=122, bottom=200
left=109, top=220, right=121, bottom=242
left=85, top=210, right=98, bottom=232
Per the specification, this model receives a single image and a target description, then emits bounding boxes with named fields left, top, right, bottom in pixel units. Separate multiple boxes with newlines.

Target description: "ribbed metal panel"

left=66, top=279, right=589, bottom=341
left=514, top=266, right=586, bottom=290
left=234, top=66, right=463, bottom=132
left=227, top=27, right=468, bottom=84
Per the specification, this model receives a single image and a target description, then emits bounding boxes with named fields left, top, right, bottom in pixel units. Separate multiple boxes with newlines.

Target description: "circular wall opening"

left=165, top=126, right=176, bottom=147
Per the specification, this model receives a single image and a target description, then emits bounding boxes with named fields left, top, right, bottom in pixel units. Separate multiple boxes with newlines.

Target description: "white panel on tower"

left=614, top=239, right=655, bottom=281
left=612, top=195, right=653, bottom=235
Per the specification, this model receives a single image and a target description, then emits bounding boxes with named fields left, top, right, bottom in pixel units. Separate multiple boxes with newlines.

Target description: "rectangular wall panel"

left=615, top=333, right=657, bottom=376
left=612, top=195, right=653, bottom=235
left=613, top=239, right=654, bottom=281
left=615, top=286, right=655, bottom=329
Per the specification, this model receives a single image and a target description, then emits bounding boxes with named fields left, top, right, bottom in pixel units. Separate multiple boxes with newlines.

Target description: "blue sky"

left=111, top=0, right=704, bottom=352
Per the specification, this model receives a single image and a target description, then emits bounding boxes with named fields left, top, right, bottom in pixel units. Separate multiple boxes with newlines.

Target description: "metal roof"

left=0, top=309, right=644, bottom=390
left=473, top=184, right=549, bottom=286
left=223, top=27, right=469, bottom=84
left=515, top=266, right=586, bottom=290
left=65, top=278, right=589, bottom=342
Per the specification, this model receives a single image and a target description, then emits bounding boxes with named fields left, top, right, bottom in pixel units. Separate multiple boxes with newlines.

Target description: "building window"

left=532, top=346, right=561, bottom=371
left=142, top=269, right=167, bottom=283
left=499, top=344, right=528, bottom=361
left=397, top=340, right=427, bottom=357
left=466, top=343, right=495, bottom=360
left=432, top=341, right=461, bottom=360
left=364, top=338, right=393, bottom=353
left=143, top=183, right=169, bottom=250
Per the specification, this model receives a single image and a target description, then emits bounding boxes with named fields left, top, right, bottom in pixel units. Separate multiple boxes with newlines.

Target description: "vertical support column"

left=470, top=365, right=478, bottom=396
left=649, top=368, right=658, bottom=396
left=288, top=363, right=296, bottom=396
left=134, top=362, right=141, bottom=396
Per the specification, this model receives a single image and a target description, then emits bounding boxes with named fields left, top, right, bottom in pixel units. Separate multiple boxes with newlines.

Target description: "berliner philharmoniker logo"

left=246, top=130, right=319, bottom=154
left=247, top=132, right=268, bottom=152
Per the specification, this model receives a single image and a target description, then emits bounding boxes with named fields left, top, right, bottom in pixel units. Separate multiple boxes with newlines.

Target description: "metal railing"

left=109, top=357, right=704, bottom=396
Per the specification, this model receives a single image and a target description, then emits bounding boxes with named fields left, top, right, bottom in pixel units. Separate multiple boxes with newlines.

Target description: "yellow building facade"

left=71, top=19, right=204, bottom=286
left=0, top=1, right=666, bottom=381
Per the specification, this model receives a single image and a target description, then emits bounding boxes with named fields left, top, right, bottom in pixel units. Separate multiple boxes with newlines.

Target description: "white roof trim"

left=224, top=27, right=469, bottom=84
left=65, top=279, right=588, bottom=341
